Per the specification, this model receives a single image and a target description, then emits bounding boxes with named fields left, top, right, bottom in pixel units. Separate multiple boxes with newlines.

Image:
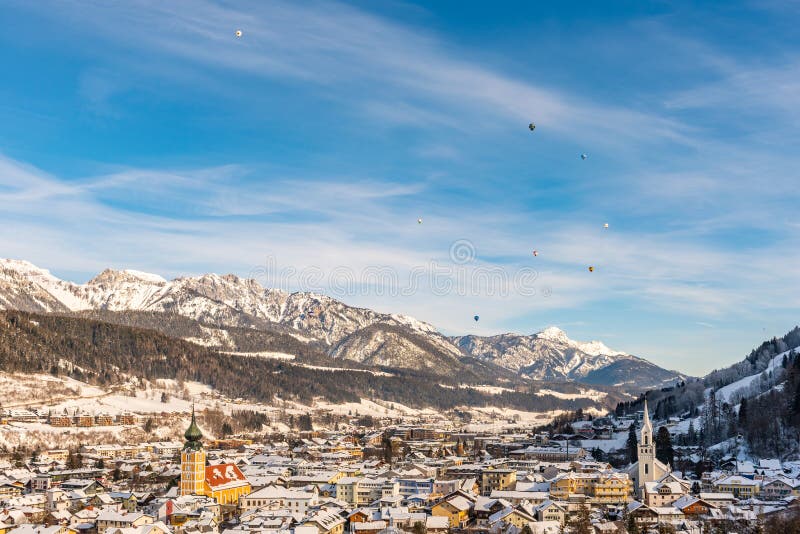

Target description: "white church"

left=626, top=399, right=674, bottom=497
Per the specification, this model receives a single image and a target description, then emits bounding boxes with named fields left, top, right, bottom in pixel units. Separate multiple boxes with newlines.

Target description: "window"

left=645, top=465, right=649, bottom=475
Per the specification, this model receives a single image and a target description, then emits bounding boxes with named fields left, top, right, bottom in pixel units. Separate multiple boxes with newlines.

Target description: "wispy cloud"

left=14, top=0, right=693, bottom=150
left=3, top=0, right=800, bottom=375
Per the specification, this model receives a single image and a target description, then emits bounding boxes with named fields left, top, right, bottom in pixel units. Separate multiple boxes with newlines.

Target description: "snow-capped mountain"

left=0, top=259, right=684, bottom=388
left=0, top=259, right=462, bottom=372
left=453, top=327, right=684, bottom=389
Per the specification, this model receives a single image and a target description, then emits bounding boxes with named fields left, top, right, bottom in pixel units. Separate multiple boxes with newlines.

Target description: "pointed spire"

left=183, top=403, right=203, bottom=451
left=641, top=398, right=653, bottom=445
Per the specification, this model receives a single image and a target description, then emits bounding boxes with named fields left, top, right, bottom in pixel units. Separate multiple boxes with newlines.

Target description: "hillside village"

left=0, top=396, right=797, bottom=534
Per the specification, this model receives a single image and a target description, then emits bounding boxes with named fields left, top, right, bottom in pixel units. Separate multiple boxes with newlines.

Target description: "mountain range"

left=0, top=259, right=685, bottom=392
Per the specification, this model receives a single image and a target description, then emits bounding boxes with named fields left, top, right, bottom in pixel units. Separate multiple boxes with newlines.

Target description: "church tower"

left=637, top=399, right=656, bottom=489
left=180, top=406, right=206, bottom=496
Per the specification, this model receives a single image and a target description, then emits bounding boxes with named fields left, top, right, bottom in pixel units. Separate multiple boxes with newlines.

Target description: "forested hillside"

left=704, top=327, right=800, bottom=391
left=0, top=311, right=624, bottom=414
left=618, top=326, right=800, bottom=459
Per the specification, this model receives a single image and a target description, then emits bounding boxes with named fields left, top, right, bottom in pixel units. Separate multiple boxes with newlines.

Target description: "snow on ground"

left=0, top=373, right=105, bottom=408
left=668, top=415, right=703, bottom=435
left=571, top=431, right=629, bottom=453
left=183, top=326, right=232, bottom=348
left=152, top=379, right=213, bottom=397
left=715, top=350, right=789, bottom=402
left=459, top=384, right=515, bottom=395
left=464, top=409, right=561, bottom=432
left=122, top=269, right=167, bottom=284
left=535, top=388, right=607, bottom=401
left=48, top=390, right=193, bottom=415
left=303, top=398, right=437, bottom=419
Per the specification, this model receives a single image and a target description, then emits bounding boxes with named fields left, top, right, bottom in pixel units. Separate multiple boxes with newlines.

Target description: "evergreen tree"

left=738, top=398, right=748, bottom=427
left=297, top=413, right=313, bottom=431
left=626, top=423, right=638, bottom=464
left=381, top=433, right=393, bottom=465
left=626, top=513, right=640, bottom=534
left=687, top=420, right=697, bottom=445
left=566, top=506, right=592, bottom=534
left=655, top=426, right=674, bottom=467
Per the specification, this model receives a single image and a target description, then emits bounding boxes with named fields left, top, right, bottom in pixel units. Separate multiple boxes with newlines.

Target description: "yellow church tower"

left=180, top=406, right=206, bottom=496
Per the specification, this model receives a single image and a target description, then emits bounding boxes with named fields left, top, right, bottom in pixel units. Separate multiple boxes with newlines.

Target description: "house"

left=302, top=511, right=345, bottom=534
left=8, top=527, right=75, bottom=534
left=712, top=475, right=760, bottom=499
left=643, top=480, right=686, bottom=508
left=625, top=502, right=658, bottom=526
left=239, top=485, right=318, bottom=514
left=671, top=495, right=715, bottom=516
left=95, top=512, right=153, bottom=534
left=534, top=500, right=566, bottom=525
left=425, top=516, right=449, bottom=533
left=106, top=523, right=172, bottom=534
left=480, top=469, right=517, bottom=496
left=761, top=477, right=800, bottom=499
left=59, top=480, right=104, bottom=497
left=698, top=492, right=736, bottom=508
left=487, top=506, right=536, bottom=530
left=431, top=494, right=473, bottom=528
left=474, top=497, right=510, bottom=527
left=351, top=521, right=386, bottom=534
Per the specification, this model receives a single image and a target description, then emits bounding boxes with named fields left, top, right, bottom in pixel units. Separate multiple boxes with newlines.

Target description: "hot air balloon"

left=528, top=122, right=536, bottom=132
left=473, top=315, right=480, bottom=322
left=588, top=266, right=594, bottom=272
left=417, top=218, right=423, bottom=224
left=603, top=223, right=609, bottom=229
left=235, top=30, right=243, bottom=37
left=532, top=250, right=538, bottom=257
left=581, top=153, right=588, bottom=160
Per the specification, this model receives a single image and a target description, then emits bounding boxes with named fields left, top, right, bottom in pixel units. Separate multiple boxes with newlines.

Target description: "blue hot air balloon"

left=473, top=315, right=480, bottom=322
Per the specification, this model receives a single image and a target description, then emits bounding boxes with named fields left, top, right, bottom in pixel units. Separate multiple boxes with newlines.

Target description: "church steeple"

left=184, top=405, right=203, bottom=451
left=636, top=398, right=657, bottom=494
left=180, top=404, right=207, bottom=497
left=641, top=399, right=653, bottom=446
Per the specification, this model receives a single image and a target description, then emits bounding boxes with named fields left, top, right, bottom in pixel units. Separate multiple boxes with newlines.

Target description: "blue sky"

left=1, top=0, right=799, bottom=375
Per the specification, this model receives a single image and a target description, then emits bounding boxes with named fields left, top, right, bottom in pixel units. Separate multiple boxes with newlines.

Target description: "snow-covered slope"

left=453, top=327, right=684, bottom=389
left=715, top=349, right=791, bottom=402
left=0, top=259, right=462, bottom=372
left=0, top=259, right=681, bottom=388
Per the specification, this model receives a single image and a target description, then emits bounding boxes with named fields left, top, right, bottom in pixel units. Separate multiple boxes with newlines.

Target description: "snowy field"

left=715, top=349, right=790, bottom=402
left=0, top=371, right=585, bottom=447
left=536, top=388, right=607, bottom=401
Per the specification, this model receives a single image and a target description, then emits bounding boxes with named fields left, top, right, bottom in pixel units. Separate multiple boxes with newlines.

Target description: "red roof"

left=205, top=463, right=249, bottom=491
